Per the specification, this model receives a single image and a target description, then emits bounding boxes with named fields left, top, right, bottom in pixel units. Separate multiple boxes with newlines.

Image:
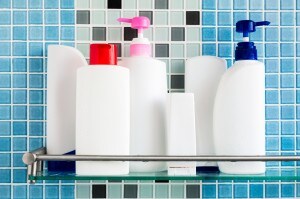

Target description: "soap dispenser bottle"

left=213, top=20, right=270, bottom=174
left=76, top=44, right=130, bottom=175
left=118, top=16, right=167, bottom=172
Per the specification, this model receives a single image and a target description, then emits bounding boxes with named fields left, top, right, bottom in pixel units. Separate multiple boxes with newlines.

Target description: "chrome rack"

left=23, top=147, right=300, bottom=184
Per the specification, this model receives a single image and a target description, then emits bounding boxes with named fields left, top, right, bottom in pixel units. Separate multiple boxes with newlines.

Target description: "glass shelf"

left=29, top=168, right=300, bottom=181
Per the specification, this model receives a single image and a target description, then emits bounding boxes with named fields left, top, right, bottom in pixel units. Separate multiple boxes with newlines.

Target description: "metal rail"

left=23, top=147, right=300, bottom=184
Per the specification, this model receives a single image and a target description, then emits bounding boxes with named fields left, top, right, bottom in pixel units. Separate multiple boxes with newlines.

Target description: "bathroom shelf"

left=23, top=147, right=300, bottom=184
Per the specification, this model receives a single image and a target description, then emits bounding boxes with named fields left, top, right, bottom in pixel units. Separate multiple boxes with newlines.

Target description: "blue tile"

left=0, top=90, right=11, bottom=104
left=218, top=184, right=232, bottom=198
left=13, top=106, right=27, bottom=120
left=266, top=184, right=280, bottom=198
left=266, top=137, right=279, bottom=151
left=28, top=0, right=42, bottom=8
left=13, top=90, right=27, bottom=104
left=202, top=184, right=216, bottom=198
left=265, top=43, right=279, bottom=57
left=202, top=28, right=216, bottom=41
left=233, top=12, right=247, bottom=24
left=202, top=12, right=215, bottom=25
left=13, top=186, right=27, bottom=199
left=29, top=90, right=43, bottom=104
left=282, top=121, right=295, bottom=135
left=29, top=26, right=43, bottom=40
left=0, top=74, right=11, bottom=88
left=265, top=27, right=279, bottom=41
left=281, top=28, right=294, bottom=41
left=202, top=44, right=216, bottom=56
left=265, top=12, right=278, bottom=26
left=202, top=0, right=215, bottom=9
left=281, top=43, right=294, bottom=57
left=0, top=185, right=11, bottom=199
left=281, top=74, right=294, bottom=88
left=0, top=169, right=11, bottom=183
left=0, top=0, right=10, bottom=8
left=297, top=90, right=300, bottom=104
left=0, top=153, right=11, bottom=167
left=0, top=27, right=11, bottom=40
left=297, top=106, right=300, bottom=119
left=0, top=58, right=10, bottom=72
left=29, top=137, right=43, bottom=151
left=45, top=11, right=59, bottom=24
left=266, top=121, right=279, bottom=135
left=61, top=185, right=74, bottom=199
left=218, top=0, right=231, bottom=9
left=281, top=0, right=294, bottom=9
left=13, top=74, right=27, bottom=88
left=29, top=185, right=43, bottom=199
left=218, top=12, right=231, bottom=25
left=249, top=12, right=263, bottom=23
left=45, top=186, right=59, bottom=199
left=60, top=10, right=75, bottom=24
left=61, top=0, right=74, bottom=9
left=0, top=11, right=11, bottom=25
left=61, top=26, right=75, bottom=41
left=265, top=106, right=279, bottom=119
left=13, top=0, right=26, bottom=8
left=281, top=106, right=295, bottom=120
left=297, top=137, right=300, bottom=149
left=234, top=184, right=247, bottom=198
left=13, top=121, right=27, bottom=135
left=281, top=90, right=295, bottom=104
left=13, top=26, right=27, bottom=40
left=0, top=121, right=10, bottom=135
left=250, top=184, right=263, bottom=198
left=281, top=137, right=295, bottom=151
left=13, top=58, right=27, bottom=72
left=29, top=11, right=43, bottom=24
left=29, top=122, right=44, bottom=136
left=233, top=0, right=247, bottom=9
left=281, top=184, right=295, bottom=197
left=0, top=105, right=10, bottom=119
left=29, top=58, right=43, bottom=72
left=281, top=12, right=294, bottom=26
left=29, top=42, right=43, bottom=56
left=266, top=74, right=278, bottom=88
left=265, top=90, right=279, bottom=104
left=218, top=27, right=231, bottom=41
left=0, top=42, right=11, bottom=56
left=13, top=42, right=27, bottom=56
left=13, top=11, right=26, bottom=25
left=29, top=106, right=44, bottom=120
left=281, top=59, right=294, bottom=73
left=45, top=26, right=59, bottom=41
left=13, top=169, right=27, bottom=183
left=297, top=75, right=300, bottom=87
left=44, top=0, right=58, bottom=9
left=29, top=74, right=43, bottom=88
left=297, top=44, right=300, bottom=57
left=0, top=137, right=11, bottom=152
left=249, top=0, right=263, bottom=9
left=265, top=0, right=278, bottom=9
left=13, top=153, right=25, bottom=167
left=218, top=44, right=232, bottom=57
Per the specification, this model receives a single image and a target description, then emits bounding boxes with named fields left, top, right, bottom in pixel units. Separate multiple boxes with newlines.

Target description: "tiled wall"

left=1, top=0, right=300, bottom=198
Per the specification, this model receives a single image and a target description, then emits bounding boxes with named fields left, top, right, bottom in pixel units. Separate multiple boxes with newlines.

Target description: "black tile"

left=171, top=75, right=184, bottom=89
left=171, top=27, right=185, bottom=41
left=124, top=184, right=138, bottom=198
left=155, top=44, right=169, bottom=57
left=76, top=10, right=90, bottom=24
left=92, top=184, right=106, bottom=198
left=186, top=11, right=200, bottom=25
left=186, top=185, right=200, bottom=198
left=108, top=0, right=121, bottom=9
left=92, top=27, right=106, bottom=41
left=155, top=180, right=169, bottom=183
left=139, top=11, right=153, bottom=25
left=155, top=0, right=168, bottom=9
left=124, top=27, right=138, bottom=41
left=110, top=43, right=122, bottom=57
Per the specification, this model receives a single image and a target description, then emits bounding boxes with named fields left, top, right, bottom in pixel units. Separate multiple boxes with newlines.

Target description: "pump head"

left=236, top=20, right=270, bottom=41
left=117, top=17, right=150, bottom=38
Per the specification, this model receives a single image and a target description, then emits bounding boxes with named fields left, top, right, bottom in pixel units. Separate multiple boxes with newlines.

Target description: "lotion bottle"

left=76, top=44, right=130, bottom=175
left=213, top=20, right=270, bottom=174
left=118, top=16, right=167, bottom=172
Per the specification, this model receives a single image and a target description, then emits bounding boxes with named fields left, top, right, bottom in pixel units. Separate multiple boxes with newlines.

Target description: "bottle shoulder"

left=119, top=56, right=166, bottom=66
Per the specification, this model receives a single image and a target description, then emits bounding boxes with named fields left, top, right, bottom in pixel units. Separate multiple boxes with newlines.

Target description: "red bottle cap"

left=90, top=44, right=118, bottom=65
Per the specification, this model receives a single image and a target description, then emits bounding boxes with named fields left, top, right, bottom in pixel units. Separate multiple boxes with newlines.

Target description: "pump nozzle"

left=117, top=17, right=150, bottom=37
left=236, top=20, right=270, bottom=41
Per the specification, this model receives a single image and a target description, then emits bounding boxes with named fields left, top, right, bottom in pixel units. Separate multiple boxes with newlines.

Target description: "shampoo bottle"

left=76, top=44, right=130, bottom=175
left=213, top=20, right=270, bottom=174
left=118, top=16, right=167, bottom=172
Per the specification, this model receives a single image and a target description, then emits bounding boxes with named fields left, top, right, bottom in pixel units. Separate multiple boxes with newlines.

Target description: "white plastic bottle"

left=118, top=16, right=167, bottom=172
left=214, top=20, right=270, bottom=174
left=76, top=44, right=130, bottom=175
left=185, top=56, right=226, bottom=167
left=47, top=45, right=87, bottom=171
left=166, top=93, right=196, bottom=175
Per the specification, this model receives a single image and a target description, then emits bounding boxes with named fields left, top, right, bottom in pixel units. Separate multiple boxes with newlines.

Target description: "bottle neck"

left=130, top=44, right=151, bottom=57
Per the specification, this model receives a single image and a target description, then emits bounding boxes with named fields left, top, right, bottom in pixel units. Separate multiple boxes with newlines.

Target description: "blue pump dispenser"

left=235, top=20, right=270, bottom=61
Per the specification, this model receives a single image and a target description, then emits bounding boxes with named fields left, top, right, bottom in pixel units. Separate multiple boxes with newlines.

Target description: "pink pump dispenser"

left=117, top=17, right=151, bottom=56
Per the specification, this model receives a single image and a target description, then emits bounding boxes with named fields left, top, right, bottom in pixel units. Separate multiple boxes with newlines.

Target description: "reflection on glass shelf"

left=29, top=168, right=300, bottom=181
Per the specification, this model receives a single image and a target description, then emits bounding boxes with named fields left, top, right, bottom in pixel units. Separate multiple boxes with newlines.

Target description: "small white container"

left=166, top=93, right=197, bottom=175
